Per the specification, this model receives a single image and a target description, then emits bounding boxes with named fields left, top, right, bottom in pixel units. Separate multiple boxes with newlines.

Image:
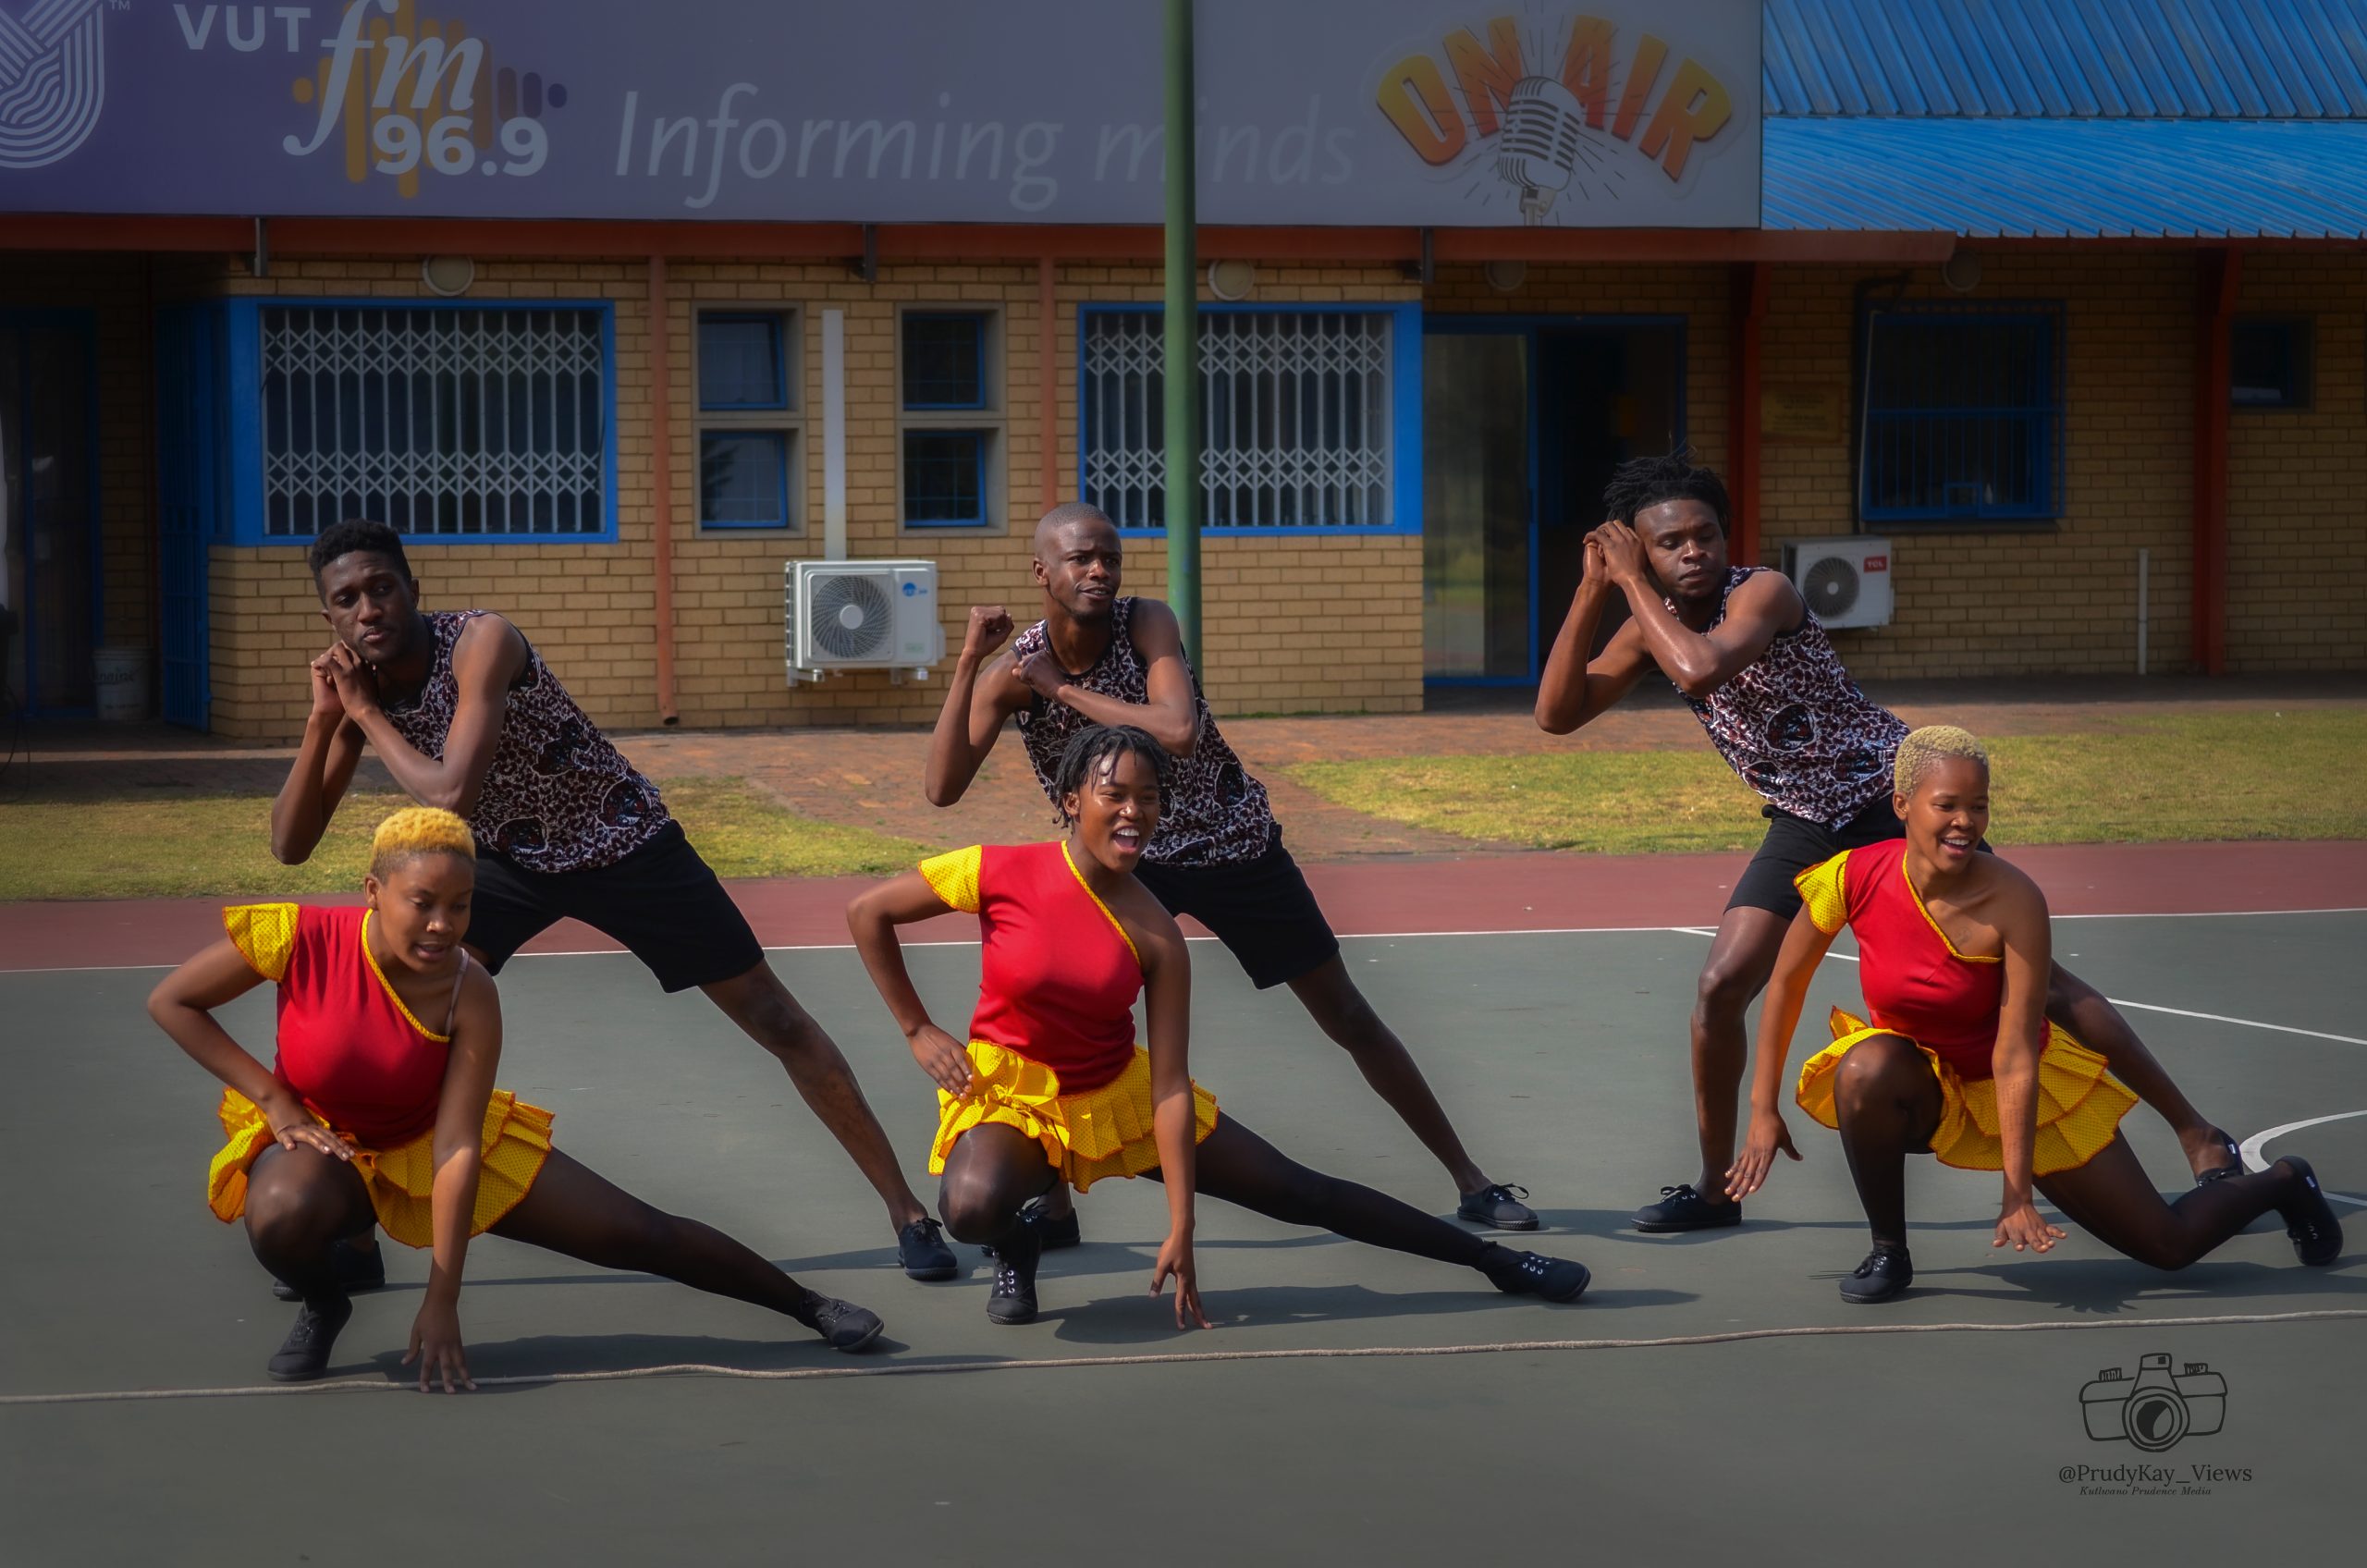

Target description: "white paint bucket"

left=94, top=646, right=148, bottom=721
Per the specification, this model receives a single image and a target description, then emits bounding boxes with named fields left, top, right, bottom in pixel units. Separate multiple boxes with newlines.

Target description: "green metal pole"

left=1162, top=0, right=1201, bottom=665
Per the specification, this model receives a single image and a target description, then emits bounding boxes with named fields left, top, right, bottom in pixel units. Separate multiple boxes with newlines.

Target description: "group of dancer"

left=147, top=454, right=2344, bottom=1386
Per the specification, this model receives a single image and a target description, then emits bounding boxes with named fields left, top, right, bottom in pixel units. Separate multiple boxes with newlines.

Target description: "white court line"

left=6, top=1307, right=2362, bottom=1408
left=2240, top=1109, right=2367, bottom=1206
left=15, top=908, right=2360, bottom=977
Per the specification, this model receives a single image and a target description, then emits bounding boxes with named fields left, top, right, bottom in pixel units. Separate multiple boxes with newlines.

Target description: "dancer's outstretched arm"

left=1989, top=870, right=2067, bottom=1256
left=846, top=872, right=977, bottom=1097
left=1137, top=920, right=1208, bottom=1329
left=409, top=962, right=502, bottom=1393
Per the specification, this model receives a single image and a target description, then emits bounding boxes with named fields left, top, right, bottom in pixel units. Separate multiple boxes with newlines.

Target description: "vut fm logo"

left=0, top=0, right=117, bottom=171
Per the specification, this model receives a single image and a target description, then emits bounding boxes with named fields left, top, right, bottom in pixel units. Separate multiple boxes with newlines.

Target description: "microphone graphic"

left=1494, top=75, right=1588, bottom=224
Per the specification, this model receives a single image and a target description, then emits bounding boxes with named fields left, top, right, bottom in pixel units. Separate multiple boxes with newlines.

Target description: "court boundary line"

left=6, top=1307, right=2361, bottom=1408
left=10, top=907, right=2362, bottom=977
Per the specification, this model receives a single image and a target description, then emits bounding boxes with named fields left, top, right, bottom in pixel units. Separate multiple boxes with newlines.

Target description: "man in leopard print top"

left=925, top=503, right=1540, bottom=1242
left=267, top=520, right=959, bottom=1282
left=1536, top=453, right=2235, bottom=1235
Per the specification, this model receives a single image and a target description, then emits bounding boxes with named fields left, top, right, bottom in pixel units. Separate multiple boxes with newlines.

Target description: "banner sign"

left=0, top=0, right=1760, bottom=227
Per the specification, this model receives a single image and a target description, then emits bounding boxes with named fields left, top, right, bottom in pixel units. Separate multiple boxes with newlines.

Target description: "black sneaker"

left=2192, top=1130, right=2245, bottom=1185
left=986, top=1223, right=1043, bottom=1326
left=1632, top=1183, right=1741, bottom=1233
left=792, top=1292, right=885, bottom=1353
left=896, top=1218, right=959, bottom=1281
left=2275, top=1157, right=2345, bottom=1267
left=1839, top=1245, right=1914, bottom=1304
left=1479, top=1245, right=1590, bottom=1303
left=1455, top=1182, right=1540, bottom=1231
left=980, top=1196, right=1082, bottom=1257
left=265, top=1294, right=354, bottom=1382
left=272, top=1235, right=386, bottom=1302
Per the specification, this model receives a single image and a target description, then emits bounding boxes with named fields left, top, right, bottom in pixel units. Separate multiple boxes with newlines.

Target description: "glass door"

left=0, top=315, right=99, bottom=715
left=1421, top=331, right=1530, bottom=680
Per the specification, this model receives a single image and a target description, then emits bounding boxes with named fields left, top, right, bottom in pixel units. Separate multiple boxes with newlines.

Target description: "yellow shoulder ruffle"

left=222, top=902, right=301, bottom=982
left=1793, top=851, right=1852, bottom=936
left=918, top=845, right=985, bottom=913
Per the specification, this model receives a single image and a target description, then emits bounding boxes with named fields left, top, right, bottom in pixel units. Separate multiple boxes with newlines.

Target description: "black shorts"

left=1132, top=827, right=1340, bottom=990
left=1727, top=796, right=1907, bottom=920
left=465, top=822, right=765, bottom=993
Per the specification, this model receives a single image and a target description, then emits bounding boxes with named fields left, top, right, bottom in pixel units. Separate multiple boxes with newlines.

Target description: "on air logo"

left=0, top=0, right=117, bottom=171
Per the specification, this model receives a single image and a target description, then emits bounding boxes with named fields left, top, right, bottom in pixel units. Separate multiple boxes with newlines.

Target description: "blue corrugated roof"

left=1764, top=116, right=2367, bottom=236
left=1764, top=0, right=2367, bottom=116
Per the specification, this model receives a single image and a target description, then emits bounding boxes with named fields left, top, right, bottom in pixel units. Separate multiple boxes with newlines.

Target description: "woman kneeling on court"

left=1726, top=726, right=2344, bottom=1303
left=147, top=807, right=884, bottom=1386
left=847, top=725, right=1589, bottom=1327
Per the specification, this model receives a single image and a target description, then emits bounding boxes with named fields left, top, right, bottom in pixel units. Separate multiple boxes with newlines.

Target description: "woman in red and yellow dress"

left=147, top=807, right=884, bottom=1386
left=1726, top=727, right=2343, bottom=1303
left=848, top=725, right=1591, bottom=1327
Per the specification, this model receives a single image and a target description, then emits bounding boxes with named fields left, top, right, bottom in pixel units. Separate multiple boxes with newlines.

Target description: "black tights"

left=242, top=1143, right=819, bottom=1317
left=1833, top=1035, right=2298, bottom=1266
left=936, top=1118, right=1490, bottom=1269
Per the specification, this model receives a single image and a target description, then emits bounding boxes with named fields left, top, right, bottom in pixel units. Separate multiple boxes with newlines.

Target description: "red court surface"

left=6, top=839, right=2360, bottom=972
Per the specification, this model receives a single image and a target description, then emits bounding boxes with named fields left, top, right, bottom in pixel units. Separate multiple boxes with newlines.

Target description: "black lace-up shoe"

left=897, top=1218, right=959, bottom=1281
left=981, top=1196, right=1081, bottom=1258
left=265, top=1294, right=354, bottom=1382
left=986, top=1223, right=1043, bottom=1326
left=1839, top=1245, right=1914, bottom=1305
left=1631, top=1183, right=1741, bottom=1233
left=792, top=1293, right=885, bottom=1352
left=272, top=1235, right=386, bottom=1302
left=1479, top=1245, right=1590, bottom=1303
left=2276, top=1157, right=2345, bottom=1267
left=1455, top=1182, right=1539, bottom=1231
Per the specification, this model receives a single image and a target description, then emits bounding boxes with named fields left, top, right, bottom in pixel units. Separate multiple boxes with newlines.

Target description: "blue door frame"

left=156, top=304, right=223, bottom=730
left=1, top=310, right=103, bottom=717
left=1421, top=314, right=1686, bottom=686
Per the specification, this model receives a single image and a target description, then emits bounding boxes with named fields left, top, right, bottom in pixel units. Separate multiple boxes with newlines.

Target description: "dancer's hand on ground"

left=1012, top=647, right=1067, bottom=701
left=1151, top=1230, right=1209, bottom=1329
left=264, top=1097, right=352, bottom=1162
left=962, top=605, right=1013, bottom=660
left=307, top=649, right=347, bottom=721
left=1992, top=1197, right=2066, bottom=1255
left=1589, top=521, right=1650, bottom=587
left=1724, top=1108, right=1801, bottom=1200
left=406, top=1301, right=475, bottom=1393
left=322, top=642, right=382, bottom=717
left=908, top=1023, right=975, bottom=1096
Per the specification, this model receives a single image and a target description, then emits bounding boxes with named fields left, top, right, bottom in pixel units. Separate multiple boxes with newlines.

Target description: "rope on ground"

left=6, top=1306, right=2362, bottom=1408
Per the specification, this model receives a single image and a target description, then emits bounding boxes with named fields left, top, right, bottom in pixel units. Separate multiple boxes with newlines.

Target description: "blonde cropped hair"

left=1894, top=725, right=1990, bottom=797
left=369, top=806, right=477, bottom=876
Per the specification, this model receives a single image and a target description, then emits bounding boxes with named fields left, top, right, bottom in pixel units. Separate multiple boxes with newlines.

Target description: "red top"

left=224, top=902, right=453, bottom=1145
left=922, top=843, right=1143, bottom=1094
left=1797, top=839, right=2006, bottom=1079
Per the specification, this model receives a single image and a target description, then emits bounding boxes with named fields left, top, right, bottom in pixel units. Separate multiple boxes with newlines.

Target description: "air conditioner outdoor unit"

left=1782, top=537, right=1894, bottom=631
left=785, top=559, right=943, bottom=682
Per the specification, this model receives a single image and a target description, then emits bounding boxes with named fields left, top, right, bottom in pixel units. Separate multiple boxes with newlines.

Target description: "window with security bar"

left=1858, top=306, right=2061, bottom=526
left=259, top=305, right=609, bottom=539
left=1084, top=309, right=1395, bottom=531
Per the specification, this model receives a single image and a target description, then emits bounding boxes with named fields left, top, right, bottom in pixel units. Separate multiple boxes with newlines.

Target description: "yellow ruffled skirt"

left=1797, top=1008, right=2137, bottom=1174
left=207, top=1088, right=555, bottom=1248
left=931, top=1041, right=1220, bottom=1193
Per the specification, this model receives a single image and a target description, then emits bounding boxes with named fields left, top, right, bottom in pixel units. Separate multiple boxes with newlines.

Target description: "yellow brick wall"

left=2227, top=253, right=2367, bottom=670
left=196, top=256, right=1425, bottom=738
left=1758, top=252, right=2201, bottom=677
left=0, top=251, right=157, bottom=701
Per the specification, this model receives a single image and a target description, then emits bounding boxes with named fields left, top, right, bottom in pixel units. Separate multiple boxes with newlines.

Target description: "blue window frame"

left=1858, top=304, right=2061, bottom=526
left=903, top=431, right=988, bottom=526
left=901, top=312, right=987, bottom=409
left=698, top=313, right=789, bottom=410
left=224, top=299, right=618, bottom=544
left=700, top=430, right=791, bottom=529
left=1080, top=303, right=1422, bottom=535
left=2231, top=318, right=2312, bottom=410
